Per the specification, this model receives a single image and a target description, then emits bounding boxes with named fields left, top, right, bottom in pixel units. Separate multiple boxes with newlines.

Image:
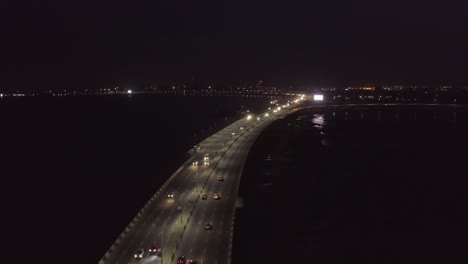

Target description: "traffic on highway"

left=99, top=95, right=306, bottom=264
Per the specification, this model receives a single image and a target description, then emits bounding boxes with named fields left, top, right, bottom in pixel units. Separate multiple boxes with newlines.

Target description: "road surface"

left=99, top=97, right=304, bottom=264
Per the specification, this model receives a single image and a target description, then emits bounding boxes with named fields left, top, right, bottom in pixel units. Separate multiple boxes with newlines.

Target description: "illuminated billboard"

left=313, top=94, right=324, bottom=101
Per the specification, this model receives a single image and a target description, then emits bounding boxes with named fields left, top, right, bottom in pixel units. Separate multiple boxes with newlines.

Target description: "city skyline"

left=2, top=0, right=467, bottom=91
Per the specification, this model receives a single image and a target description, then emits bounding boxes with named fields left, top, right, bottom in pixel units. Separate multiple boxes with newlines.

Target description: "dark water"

left=233, top=105, right=468, bottom=264
left=0, top=95, right=271, bottom=263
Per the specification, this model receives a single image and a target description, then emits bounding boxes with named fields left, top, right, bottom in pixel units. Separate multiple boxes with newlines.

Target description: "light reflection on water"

left=311, top=114, right=326, bottom=128
left=310, top=113, right=329, bottom=146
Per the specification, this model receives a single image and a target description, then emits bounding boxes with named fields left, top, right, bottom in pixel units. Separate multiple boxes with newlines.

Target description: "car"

left=201, top=194, right=207, bottom=200
left=167, top=192, right=174, bottom=198
left=218, top=176, right=224, bottom=181
left=192, top=161, right=198, bottom=166
left=212, top=193, right=220, bottom=200
left=134, top=248, right=144, bottom=259
left=188, top=260, right=197, bottom=264
left=204, top=223, right=213, bottom=230
left=149, top=243, right=158, bottom=254
left=177, top=256, right=186, bottom=264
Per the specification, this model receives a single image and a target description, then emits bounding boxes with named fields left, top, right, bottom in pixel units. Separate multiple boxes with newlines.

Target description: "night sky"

left=2, top=0, right=467, bottom=90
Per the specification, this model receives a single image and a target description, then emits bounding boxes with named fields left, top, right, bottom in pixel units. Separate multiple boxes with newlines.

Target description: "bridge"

left=99, top=96, right=306, bottom=264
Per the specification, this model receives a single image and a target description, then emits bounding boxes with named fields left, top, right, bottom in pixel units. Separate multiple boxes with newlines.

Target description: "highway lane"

left=100, top=96, right=305, bottom=264
left=176, top=145, right=240, bottom=263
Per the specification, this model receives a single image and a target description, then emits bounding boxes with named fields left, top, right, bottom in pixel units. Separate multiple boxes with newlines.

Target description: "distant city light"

left=127, top=90, right=133, bottom=94
left=313, top=94, right=324, bottom=101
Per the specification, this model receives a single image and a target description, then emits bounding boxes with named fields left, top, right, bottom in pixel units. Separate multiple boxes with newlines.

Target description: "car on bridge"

left=192, top=161, right=198, bottom=166
left=177, top=256, right=186, bottom=264
left=213, top=193, right=220, bottom=200
left=204, top=223, right=213, bottom=230
left=218, top=176, right=224, bottom=181
left=167, top=192, right=174, bottom=198
left=201, top=194, right=207, bottom=200
left=149, top=243, right=159, bottom=254
left=134, top=248, right=144, bottom=259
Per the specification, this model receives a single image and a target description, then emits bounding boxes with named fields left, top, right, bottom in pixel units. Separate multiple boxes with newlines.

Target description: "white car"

left=212, top=193, right=220, bottom=200
left=134, top=248, right=144, bottom=259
